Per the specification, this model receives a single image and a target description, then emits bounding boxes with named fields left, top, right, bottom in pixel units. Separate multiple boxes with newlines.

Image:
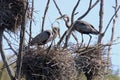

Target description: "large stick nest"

left=0, top=0, right=28, bottom=32
left=21, top=47, right=78, bottom=80
left=74, top=44, right=107, bottom=79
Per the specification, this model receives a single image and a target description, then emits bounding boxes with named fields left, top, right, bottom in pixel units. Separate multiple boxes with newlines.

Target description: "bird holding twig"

left=57, top=14, right=99, bottom=48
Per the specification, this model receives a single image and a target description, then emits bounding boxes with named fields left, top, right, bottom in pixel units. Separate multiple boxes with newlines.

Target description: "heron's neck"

left=53, top=31, right=57, bottom=37
left=65, top=20, right=70, bottom=28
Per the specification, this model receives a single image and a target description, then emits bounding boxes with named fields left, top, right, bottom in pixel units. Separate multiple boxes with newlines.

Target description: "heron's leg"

left=79, top=34, right=84, bottom=48
left=63, top=32, right=71, bottom=49
left=86, top=34, right=92, bottom=49
left=72, top=32, right=80, bottom=47
left=57, top=30, right=67, bottom=48
left=47, top=40, right=54, bottom=53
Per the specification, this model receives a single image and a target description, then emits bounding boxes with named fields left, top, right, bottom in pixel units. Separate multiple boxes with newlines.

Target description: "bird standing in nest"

left=57, top=14, right=99, bottom=48
left=29, top=27, right=60, bottom=48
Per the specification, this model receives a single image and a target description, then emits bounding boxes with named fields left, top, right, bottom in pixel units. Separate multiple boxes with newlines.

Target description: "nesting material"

left=0, top=0, right=28, bottom=32
left=21, top=47, right=77, bottom=80
left=74, top=44, right=106, bottom=79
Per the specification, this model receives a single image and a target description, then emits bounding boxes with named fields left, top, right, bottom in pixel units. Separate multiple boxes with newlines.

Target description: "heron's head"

left=52, top=27, right=60, bottom=38
left=56, top=14, right=69, bottom=22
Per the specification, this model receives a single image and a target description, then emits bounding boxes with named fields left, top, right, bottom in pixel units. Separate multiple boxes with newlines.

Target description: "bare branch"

left=107, top=0, right=119, bottom=73
left=77, top=0, right=99, bottom=20
left=3, top=35, right=17, bottom=55
left=0, top=60, right=16, bottom=71
left=57, top=30, right=67, bottom=47
left=53, top=0, right=63, bottom=16
left=4, top=30, right=19, bottom=43
left=97, top=0, right=104, bottom=44
left=16, top=1, right=28, bottom=79
left=41, top=0, right=50, bottom=32
left=71, top=0, right=81, bottom=24
left=29, top=0, right=34, bottom=44
left=103, top=6, right=120, bottom=34
left=0, top=29, right=15, bottom=80
left=53, top=0, right=71, bottom=46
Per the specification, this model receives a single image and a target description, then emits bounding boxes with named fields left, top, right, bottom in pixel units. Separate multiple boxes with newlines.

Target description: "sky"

left=1, top=0, right=120, bottom=76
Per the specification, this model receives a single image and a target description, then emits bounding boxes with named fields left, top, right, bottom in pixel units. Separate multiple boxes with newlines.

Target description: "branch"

left=29, top=0, right=34, bottom=44
left=53, top=0, right=63, bottom=16
left=57, top=30, right=67, bottom=47
left=41, top=0, right=50, bottom=32
left=53, top=0, right=67, bottom=46
left=4, top=30, right=19, bottom=43
left=107, top=0, right=119, bottom=73
left=97, top=0, right=104, bottom=43
left=103, top=5, right=120, bottom=34
left=71, top=0, right=81, bottom=24
left=0, top=29, right=15, bottom=80
left=3, top=35, right=17, bottom=55
left=16, top=1, right=28, bottom=80
left=77, top=0, right=99, bottom=20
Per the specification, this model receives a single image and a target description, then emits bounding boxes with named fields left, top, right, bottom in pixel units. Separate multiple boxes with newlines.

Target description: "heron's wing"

left=30, top=30, right=52, bottom=45
left=74, top=20, right=99, bottom=34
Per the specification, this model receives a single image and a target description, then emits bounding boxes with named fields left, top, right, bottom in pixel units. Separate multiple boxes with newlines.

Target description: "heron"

left=57, top=14, right=99, bottom=48
left=29, top=27, right=60, bottom=47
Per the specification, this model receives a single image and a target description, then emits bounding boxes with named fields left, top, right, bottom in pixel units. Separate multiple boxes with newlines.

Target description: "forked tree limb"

left=107, top=0, right=119, bottom=73
left=71, top=0, right=81, bottom=24
left=0, top=29, right=15, bottom=80
left=97, top=0, right=104, bottom=44
left=16, top=1, right=28, bottom=80
left=3, top=35, right=17, bottom=55
left=77, top=0, right=99, bottom=20
left=29, top=0, right=34, bottom=44
left=41, top=0, right=50, bottom=32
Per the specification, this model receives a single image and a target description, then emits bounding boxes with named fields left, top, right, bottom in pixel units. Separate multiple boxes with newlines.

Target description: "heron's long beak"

left=56, top=15, right=65, bottom=20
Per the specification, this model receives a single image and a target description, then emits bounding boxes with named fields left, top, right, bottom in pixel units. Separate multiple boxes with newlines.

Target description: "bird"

left=29, top=27, right=60, bottom=46
left=56, top=14, right=99, bottom=48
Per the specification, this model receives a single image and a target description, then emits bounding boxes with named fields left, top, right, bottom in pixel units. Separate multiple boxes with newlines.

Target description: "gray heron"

left=29, top=27, right=60, bottom=46
left=57, top=14, right=99, bottom=48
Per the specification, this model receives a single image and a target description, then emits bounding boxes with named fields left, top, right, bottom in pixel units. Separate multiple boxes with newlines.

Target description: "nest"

left=0, top=0, right=28, bottom=32
left=21, top=47, right=77, bottom=80
left=74, top=44, right=107, bottom=79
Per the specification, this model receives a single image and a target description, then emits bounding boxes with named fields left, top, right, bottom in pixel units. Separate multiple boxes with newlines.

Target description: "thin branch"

left=103, top=5, right=120, bottom=34
left=53, top=0, right=63, bottom=16
left=16, top=1, right=28, bottom=80
left=57, top=30, right=67, bottom=47
left=78, top=0, right=99, bottom=20
left=41, top=0, right=50, bottom=32
left=71, top=0, right=81, bottom=24
left=0, top=60, right=16, bottom=71
left=29, top=0, right=34, bottom=44
left=3, top=35, right=17, bottom=55
left=53, top=0, right=66, bottom=46
left=4, top=30, right=19, bottom=43
left=107, top=0, right=118, bottom=73
left=0, top=29, right=15, bottom=80
left=97, top=0, right=104, bottom=44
